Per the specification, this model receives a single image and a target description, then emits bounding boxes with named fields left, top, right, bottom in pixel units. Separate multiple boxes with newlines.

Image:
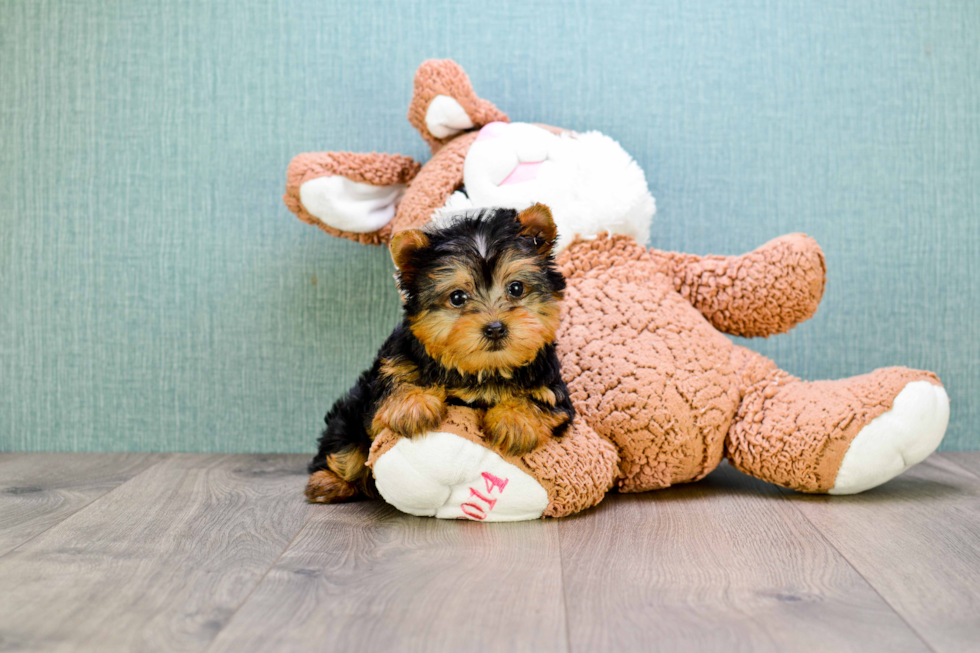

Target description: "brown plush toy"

left=284, top=60, right=950, bottom=521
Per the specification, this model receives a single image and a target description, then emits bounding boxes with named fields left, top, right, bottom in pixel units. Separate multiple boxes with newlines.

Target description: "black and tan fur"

left=306, top=204, right=574, bottom=503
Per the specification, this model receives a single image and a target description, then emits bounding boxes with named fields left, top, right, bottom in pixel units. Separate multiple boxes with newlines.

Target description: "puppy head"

left=389, top=204, right=565, bottom=375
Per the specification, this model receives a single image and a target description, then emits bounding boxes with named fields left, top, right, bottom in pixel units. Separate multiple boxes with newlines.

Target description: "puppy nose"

left=483, top=321, right=507, bottom=340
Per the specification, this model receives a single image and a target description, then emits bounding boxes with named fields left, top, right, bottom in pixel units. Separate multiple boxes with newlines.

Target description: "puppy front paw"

left=373, top=386, right=448, bottom=439
left=484, top=401, right=554, bottom=457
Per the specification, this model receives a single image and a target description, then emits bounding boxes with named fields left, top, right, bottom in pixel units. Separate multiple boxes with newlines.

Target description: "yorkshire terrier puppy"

left=305, top=204, right=574, bottom=503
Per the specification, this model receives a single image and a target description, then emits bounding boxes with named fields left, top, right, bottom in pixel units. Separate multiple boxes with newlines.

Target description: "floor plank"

left=558, top=463, right=929, bottom=653
left=206, top=500, right=568, bottom=653
left=1, top=453, right=977, bottom=652
left=0, top=453, right=163, bottom=557
left=781, top=454, right=980, bottom=653
left=0, top=454, right=312, bottom=653
left=939, top=451, right=980, bottom=479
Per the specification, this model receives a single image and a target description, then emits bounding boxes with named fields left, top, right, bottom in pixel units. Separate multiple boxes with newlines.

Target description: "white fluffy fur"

left=436, top=124, right=655, bottom=253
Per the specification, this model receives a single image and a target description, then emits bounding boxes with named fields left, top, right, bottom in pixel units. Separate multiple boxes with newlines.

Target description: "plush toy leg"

left=726, top=347, right=949, bottom=493
left=367, top=407, right=619, bottom=520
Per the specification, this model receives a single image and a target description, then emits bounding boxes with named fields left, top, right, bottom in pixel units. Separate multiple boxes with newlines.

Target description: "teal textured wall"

left=1, top=0, right=977, bottom=452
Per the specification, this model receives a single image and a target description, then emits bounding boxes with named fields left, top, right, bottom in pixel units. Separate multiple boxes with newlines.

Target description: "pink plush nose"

left=476, top=121, right=509, bottom=141
left=500, top=161, right=543, bottom=186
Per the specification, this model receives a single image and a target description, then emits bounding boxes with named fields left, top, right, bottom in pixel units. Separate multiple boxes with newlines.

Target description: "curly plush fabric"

left=522, top=418, right=620, bottom=518
left=646, top=234, right=827, bottom=337
left=557, top=235, right=742, bottom=491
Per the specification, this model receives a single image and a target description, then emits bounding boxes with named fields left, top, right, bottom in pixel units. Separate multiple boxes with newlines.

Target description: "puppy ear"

left=517, top=203, right=557, bottom=253
left=389, top=229, right=429, bottom=272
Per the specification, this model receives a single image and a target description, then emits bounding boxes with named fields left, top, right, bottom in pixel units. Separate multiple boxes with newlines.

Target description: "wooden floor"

left=0, top=454, right=978, bottom=653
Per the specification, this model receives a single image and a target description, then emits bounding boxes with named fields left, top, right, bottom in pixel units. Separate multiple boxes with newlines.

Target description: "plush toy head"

left=390, top=204, right=566, bottom=376
left=283, top=60, right=655, bottom=252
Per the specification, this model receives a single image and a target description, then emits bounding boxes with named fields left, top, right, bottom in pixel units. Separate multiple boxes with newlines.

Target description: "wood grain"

left=1, top=453, right=978, bottom=652
left=0, top=454, right=312, bottom=653
left=0, top=452, right=163, bottom=557
left=781, top=454, right=980, bottom=653
left=940, top=451, right=980, bottom=480
left=558, top=463, right=930, bottom=653
left=206, top=500, right=568, bottom=653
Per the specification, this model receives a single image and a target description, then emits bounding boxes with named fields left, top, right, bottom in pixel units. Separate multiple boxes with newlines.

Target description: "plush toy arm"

left=283, top=151, right=421, bottom=246
left=647, top=234, right=827, bottom=337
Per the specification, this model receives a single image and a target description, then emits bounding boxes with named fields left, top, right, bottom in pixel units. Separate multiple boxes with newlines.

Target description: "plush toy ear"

left=389, top=229, right=430, bottom=273
left=407, top=60, right=509, bottom=152
left=517, top=203, right=557, bottom=254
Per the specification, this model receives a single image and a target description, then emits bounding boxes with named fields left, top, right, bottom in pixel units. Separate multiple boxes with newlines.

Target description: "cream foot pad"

left=372, top=431, right=550, bottom=521
left=831, top=381, right=950, bottom=494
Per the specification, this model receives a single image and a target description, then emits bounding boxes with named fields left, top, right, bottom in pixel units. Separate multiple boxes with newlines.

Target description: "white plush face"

left=444, top=122, right=656, bottom=253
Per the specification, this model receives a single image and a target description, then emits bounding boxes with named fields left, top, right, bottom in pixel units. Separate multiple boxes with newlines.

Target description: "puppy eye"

left=449, top=290, right=468, bottom=307
left=507, top=281, right=525, bottom=298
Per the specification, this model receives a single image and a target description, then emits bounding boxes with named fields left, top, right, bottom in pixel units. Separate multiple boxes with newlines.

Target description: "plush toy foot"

left=830, top=381, right=949, bottom=494
left=727, top=355, right=949, bottom=494
left=367, top=407, right=620, bottom=520
left=371, top=431, right=550, bottom=521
